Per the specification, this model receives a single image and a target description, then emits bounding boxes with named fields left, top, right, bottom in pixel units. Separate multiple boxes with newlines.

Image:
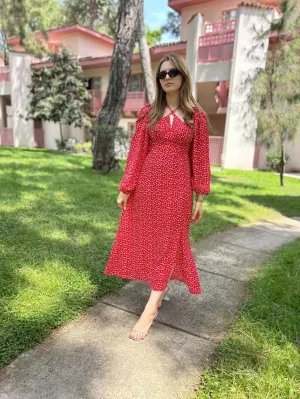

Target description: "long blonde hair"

left=139, top=54, right=206, bottom=129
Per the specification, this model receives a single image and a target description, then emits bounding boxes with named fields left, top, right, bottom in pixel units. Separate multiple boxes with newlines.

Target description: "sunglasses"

left=157, top=68, right=181, bottom=80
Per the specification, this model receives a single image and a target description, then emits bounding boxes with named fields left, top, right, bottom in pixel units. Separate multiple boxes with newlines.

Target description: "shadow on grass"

left=242, top=194, right=300, bottom=217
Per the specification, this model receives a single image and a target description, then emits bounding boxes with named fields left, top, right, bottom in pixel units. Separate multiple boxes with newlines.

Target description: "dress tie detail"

left=166, top=104, right=180, bottom=117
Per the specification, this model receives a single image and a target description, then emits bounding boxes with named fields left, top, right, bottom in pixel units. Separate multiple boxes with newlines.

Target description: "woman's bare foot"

left=129, top=305, right=158, bottom=340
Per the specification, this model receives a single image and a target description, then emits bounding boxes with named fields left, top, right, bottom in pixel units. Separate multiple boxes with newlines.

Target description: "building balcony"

left=89, top=90, right=102, bottom=114
left=0, top=66, right=10, bottom=82
left=124, top=91, right=147, bottom=112
left=198, top=20, right=236, bottom=63
left=0, top=127, right=13, bottom=146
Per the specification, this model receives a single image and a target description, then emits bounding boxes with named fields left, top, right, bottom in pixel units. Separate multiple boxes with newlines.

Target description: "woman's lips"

left=165, top=83, right=173, bottom=86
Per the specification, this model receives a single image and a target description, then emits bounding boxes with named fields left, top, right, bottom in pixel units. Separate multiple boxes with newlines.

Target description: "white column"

left=222, top=5, right=272, bottom=169
left=186, top=13, right=203, bottom=98
left=9, top=52, right=34, bottom=148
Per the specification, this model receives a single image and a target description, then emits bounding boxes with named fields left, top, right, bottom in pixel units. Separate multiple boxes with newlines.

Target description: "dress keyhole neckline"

left=166, top=104, right=181, bottom=128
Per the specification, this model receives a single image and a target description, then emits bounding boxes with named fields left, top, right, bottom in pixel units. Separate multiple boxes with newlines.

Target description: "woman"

left=104, top=53, right=211, bottom=341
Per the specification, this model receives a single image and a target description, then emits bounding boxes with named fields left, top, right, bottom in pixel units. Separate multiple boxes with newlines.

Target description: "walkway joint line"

left=98, top=300, right=220, bottom=343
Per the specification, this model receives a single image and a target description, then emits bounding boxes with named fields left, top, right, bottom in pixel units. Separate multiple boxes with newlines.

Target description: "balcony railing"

left=0, top=128, right=14, bottom=146
left=89, top=90, right=102, bottom=113
left=204, top=19, right=236, bottom=35
left=209, top=136, right=224, bottom=166
left=0, top=66, right=10, bottom=82
left=124, top=91, right=146, bottom=112
left=198, top=20, right=236, bottom=63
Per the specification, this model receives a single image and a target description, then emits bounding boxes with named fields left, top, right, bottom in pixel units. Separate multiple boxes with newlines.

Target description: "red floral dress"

left=104, top=104, right=211, bottom=294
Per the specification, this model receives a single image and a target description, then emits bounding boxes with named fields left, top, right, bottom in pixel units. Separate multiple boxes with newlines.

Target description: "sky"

left=144, top=0, right=179, bottom=43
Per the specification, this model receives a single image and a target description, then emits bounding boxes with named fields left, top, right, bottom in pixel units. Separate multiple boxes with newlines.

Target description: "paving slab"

left=249, top=217, right=300, bottom=238
left=100, top=271, right=247, bottom=341
left=192, top=239, right=270, bottom=282
left=216, top=224, right=292, bottom=252
left=0, top=304, right=216, bottom=399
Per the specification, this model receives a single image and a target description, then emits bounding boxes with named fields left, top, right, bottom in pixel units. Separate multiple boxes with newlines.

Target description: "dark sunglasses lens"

left=157, top=69, right=180, bottom=79
left=168, top=69, right=180, bottom=78
left=158, top=71, right=167, bottom=79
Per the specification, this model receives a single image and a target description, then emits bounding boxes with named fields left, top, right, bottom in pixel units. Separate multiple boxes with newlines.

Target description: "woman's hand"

left=191, top=200, right=203, bottom=224
left=117, top=191, right=130, bottom=210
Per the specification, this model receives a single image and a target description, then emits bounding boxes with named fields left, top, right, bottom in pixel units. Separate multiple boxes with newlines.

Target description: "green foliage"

left=161, top=11, right=181, bottom=38
left=55, top=139, right=66, bottom=151
left=0, top=0, right=64, bottom=61
left=266, top=150, right=290, bottom=172
left=74, top=141, right=92, bottom=154
left=145, top=25, right=163, bottom=46
left=26, top=46, right=92, bottom=132
left=62, top=0, right=118, bottom=39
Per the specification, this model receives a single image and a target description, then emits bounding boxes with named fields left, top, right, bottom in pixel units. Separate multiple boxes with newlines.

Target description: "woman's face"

left=158, top=60, right=183, bottom=94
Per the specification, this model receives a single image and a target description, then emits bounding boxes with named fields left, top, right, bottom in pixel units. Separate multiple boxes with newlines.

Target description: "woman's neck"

left=166, top=92, right=180, bottom=108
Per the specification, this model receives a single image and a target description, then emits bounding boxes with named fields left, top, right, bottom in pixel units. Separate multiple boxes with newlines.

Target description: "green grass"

left=192, top=239, right=300, bottom=399
left=0, top=147, right=299, bottom=368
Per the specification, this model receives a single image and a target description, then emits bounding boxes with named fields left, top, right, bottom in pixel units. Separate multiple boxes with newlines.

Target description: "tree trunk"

left=280, top=141, right=285, bottom=187
left=92, top=0, right=142, bottom=171
left=137, top=1, right=155, bottom=104
left=90, top=0, right=96, bottom=29
left=59, top=123, right=63, bottom=142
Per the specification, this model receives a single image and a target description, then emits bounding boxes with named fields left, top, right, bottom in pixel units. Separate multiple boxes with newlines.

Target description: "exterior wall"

left=0, top=97, right=4, bottom=128
left=195, top=62, right=231, bottom=83
left=222, top=6, right=272, bottom=169
left=0, top=82, right=11, bottom=96
left=181, top=0, right=239, bottom=40
left=9, top=52, right=34, bottom=147
left=186, top=13, right=203, bottom=97
left=51, top=33, right=79, bottom=55
left=258, top=129, right=300, bottom=172
left=43, top=122, right=70, bottom=150
left=196, top=81, right=218, bottom=113
left=77, top=35, right=113, bottom=58
left=69, top=125, right=84, bottom=142
left=49, top=33, right=114, bottom=58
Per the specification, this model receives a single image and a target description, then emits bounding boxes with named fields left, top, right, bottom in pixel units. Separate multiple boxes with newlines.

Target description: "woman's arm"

left=191, top=108, right=211, bottom=197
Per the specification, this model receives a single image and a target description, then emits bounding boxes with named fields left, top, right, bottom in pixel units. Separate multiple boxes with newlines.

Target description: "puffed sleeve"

left=190, top=108, right=211, bottom=195
left=118, top=104, right=151, bottom=194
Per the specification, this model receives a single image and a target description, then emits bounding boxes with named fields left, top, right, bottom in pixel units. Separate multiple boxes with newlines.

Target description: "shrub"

left=74, top=141, right=92, bottom=154
left=266, top=151, right=290, bottom=172
left=55, top=139, right=66, bottom=151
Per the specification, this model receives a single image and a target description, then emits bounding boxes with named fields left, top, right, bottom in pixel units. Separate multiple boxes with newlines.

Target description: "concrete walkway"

left=1, top=216, right=300, bottom=399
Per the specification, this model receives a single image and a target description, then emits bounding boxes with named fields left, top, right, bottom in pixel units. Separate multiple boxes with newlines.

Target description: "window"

left=93, top=77, right=102, bottom=91
left=223, top=9, right=236, bottom=20
left=128, top=75, right=140, bottom=92
left=128, top=122, right=136, bottom=141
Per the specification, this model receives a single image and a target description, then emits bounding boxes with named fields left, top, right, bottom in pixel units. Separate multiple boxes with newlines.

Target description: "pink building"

left=0, top=1, right=299, bottom=171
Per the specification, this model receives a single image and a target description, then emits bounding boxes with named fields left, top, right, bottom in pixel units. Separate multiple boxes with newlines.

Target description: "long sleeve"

left=118, top=104, right=151, bottom=195
left=191, top=108, right=211, bottom=195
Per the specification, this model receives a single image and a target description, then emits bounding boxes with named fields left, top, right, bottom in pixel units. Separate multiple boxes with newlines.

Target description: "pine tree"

left=92, top=0, right=142, bottom=171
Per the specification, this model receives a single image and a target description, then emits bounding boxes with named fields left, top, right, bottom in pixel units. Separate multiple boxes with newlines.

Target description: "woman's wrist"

left=195, top=193, right=203, bottom=203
